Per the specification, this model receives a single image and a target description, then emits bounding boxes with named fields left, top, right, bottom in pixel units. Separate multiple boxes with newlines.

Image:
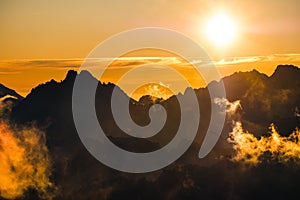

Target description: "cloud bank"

left=228, top=121, right=300, bottom=165
left=0, top=103, right=55, bottom=199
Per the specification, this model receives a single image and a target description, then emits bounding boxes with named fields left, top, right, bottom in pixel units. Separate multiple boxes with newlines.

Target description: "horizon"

left=3, top=63, right=299, bottom=102
left=1, top=55, right=300, bottom=100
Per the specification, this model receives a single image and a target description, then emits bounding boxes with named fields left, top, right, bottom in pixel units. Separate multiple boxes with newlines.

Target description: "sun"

left=205, top=13, right=236, bottom=46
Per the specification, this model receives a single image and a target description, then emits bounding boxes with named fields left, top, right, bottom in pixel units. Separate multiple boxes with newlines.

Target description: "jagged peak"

left=78, top=70, right=92, bottom=78
left=64, top=70, right=78, bottom=82
left=0, top=83, right=24, bottom=100
left=271, top=64, right=300, bottom=77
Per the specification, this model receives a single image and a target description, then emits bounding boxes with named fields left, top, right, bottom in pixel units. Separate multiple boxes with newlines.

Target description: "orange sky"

left=1, top=55, right=299, bottom=100
left=1, top=0, right=300, bottom=99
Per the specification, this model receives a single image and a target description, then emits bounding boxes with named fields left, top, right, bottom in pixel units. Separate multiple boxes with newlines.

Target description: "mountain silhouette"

left=0, top=83, right=23, bottom=100
left=0, top=84, right=23, bottom=117
left=3, top=65, right=300, bottom=200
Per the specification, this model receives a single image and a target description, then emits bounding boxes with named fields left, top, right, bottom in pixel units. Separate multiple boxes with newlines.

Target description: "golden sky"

left=1, top=0, right=300, bottom=99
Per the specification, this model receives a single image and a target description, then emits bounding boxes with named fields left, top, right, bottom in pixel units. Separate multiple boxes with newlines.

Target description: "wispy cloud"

left=1, top=54, right=300, bottom=71
left=0, top=71, right=21, bottom=75
left=0, top=57, right=183, bottom=71
left=215, top=54, right=300, bottom=65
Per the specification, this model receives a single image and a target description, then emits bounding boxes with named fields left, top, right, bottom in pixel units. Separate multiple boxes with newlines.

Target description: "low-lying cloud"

left=228, top=121, right=300, bottom=165
left=0, top=102, right=55, bottom=199
left=0, top=121, right=55, bottom=199
left=214, top=97, right=241, bottom=116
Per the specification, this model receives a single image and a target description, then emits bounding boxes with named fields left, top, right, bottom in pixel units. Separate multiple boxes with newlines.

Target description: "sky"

left=1, top=0, right=300, bottom=98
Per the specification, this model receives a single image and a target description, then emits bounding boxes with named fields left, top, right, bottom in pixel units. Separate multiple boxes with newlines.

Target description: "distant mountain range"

left=2, top=65, right=300, bottom=200
left=10, top=64, right=300, bottom=139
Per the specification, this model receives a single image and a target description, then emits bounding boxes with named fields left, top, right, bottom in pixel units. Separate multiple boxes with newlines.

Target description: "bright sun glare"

left=205, top=13, right=236, bottom=46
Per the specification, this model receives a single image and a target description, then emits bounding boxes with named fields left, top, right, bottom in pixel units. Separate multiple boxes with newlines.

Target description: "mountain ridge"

left=2, top=64, right=300, bottom=200
left=9, top=65, right=300, bottom=129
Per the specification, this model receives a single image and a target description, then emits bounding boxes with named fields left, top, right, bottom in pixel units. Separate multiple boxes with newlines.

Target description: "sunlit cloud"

left=1, top=53, right=300, bottom=72
left=228, top=121, right=300, bottom=165
left=0, top=95, right=18, bottom=101
left=0, top=120, right=56, bottom=199
left=133, top=82, right=173, bottom=101
left=0, top=103, right=55, bottom=199
left=214, top=97, right=241, bottom=116
left=215, top=53, right=300, bottom=65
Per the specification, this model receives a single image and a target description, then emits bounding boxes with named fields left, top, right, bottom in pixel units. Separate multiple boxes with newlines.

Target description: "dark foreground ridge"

left=1, top=65, right=300, bottom=200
